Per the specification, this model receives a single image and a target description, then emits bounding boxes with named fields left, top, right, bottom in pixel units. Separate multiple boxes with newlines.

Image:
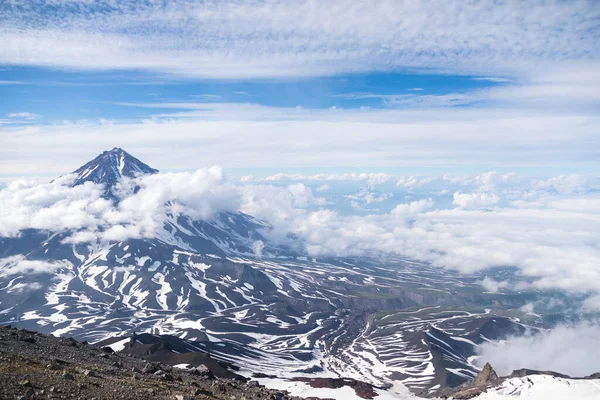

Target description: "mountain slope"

left=0, top=148, right=570, bottom=397
left=72, top=147, right=158, bottom=187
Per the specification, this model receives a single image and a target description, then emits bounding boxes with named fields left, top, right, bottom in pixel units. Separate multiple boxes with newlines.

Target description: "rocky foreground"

left=0, top=325, right=325, bottom=400
left=3, top=324, right=599, bottom=400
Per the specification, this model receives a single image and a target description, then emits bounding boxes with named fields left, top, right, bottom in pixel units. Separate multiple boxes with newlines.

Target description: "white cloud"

left=1, top=2, right=597, bottom=183
left=286, top=183, right=326, bottom=207
left=0, top=167, right=239, bottom=242
left=0, top=80, right=27, bottom=85
left=7, top=112, right=40, bottom=120
left=471, top=77, right=512, bottom=83
left=1, top=103, right=597, bottom=177
left=259, top=172, right=396, bottom=186
left=477, top=322, right=600, bottom=377
left=391, top=198, right=434, bottom=217
left=532, top=174, right=589, bottom=195
left=479, top=277, right=509, bottom=293
left=581, top=295, right=600, bottom=313
left=1, top=1, right=597, bottom=79
left=336, top=92, right=473, bottom=107
left=246, top=191, right=600, bottom=299
left=345, top=188, right=393, bottom=205
left=6, top=281, right=43, bottom=293
left=316, top=184, right=330, bottom=193
left=339, top=66, right=600, bottom=109
left=252, top=240, right=265, bottom=258
left=453, top=191, right=500, bottom=209
left=190, top=94, right=222, bottom=100
left=396, top=176, right=435, bottom=189
left=0, top=255, right=68, bottom=276
left=0, top=169, right=599, bottom=308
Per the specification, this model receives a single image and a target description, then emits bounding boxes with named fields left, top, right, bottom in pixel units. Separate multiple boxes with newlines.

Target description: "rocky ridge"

left=0, top=325, right=330, bottom=400
left=436, top=362, right=600, bottom=399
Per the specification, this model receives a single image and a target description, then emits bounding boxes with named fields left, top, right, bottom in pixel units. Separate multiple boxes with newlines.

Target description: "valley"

left=0, top=149, right=591, bottom=398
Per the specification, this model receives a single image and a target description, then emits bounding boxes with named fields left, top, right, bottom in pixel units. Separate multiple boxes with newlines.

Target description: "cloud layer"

left=0, top=168, right=238, bottom=242
left=1, top=103, right=598, bottom=179
left=1, top=168, right=599, bottom=310
left=1, top=1, right=598, bottom=79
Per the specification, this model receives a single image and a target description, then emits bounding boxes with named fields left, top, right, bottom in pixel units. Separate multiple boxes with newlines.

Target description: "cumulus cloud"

left=0, top=176, right=110, bottom=237
left=0, top=169, right=599, bottom=308
left=391, top=198, right=434, bottom=217
left=316, top=184, right=330, bottom=193
left=396, top=176, right=435, bottom=189
left=242, top=186, right=600, bottom=301
left=453, top=191, right=500, bottom=209
left=289, top=205, right=600, bottom=297
left=0, top=167, right=239, bottom=242
left=478, top=277, right=510, bottom=293
left=477, top=322, right=600, bottom=377
left=286, top=183, right=325, bottom=207
left=345, top=188, right=393, bottom=206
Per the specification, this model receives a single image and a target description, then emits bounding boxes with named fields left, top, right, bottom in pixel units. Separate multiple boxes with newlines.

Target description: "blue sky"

left=0, top=0, right=598, bottom=180
left=1, top=67, right=504, bottom=121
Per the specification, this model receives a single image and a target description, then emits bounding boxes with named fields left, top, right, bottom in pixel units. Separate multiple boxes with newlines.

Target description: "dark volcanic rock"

left=474, top=363, right=498, bottom=386
left=290, top=377, right=378, bottom=399
left=508, top=368, right=570, bottom=379
left=436, top=363, right=502, bottom=399
left=0, top=325, right=308, bottom=400
left=436, top=362, right=600, bottom=399
left=106, top=333, right=246, bottom=381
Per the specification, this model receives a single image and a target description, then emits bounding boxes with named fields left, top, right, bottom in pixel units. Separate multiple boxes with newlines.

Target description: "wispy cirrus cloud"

left=0, top=0, right=597, bottom=79
left=0, top=112, right=41, bottom=127
left=0, top=80, right=27, bottom=85
left=190, top=94, right=223, bottom=101
left=7, top=112, right=40, bottom=120
left=0, top=102, right=597, bottom=178
left=471, top=77, right=512, bottom=83
left=336, top=91, right=474, bottom=107
left=336, top=65, right=600, bottom=108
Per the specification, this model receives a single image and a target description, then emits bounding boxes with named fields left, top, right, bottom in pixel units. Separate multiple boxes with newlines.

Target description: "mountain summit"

left=72, top=147, right=158, bottom=187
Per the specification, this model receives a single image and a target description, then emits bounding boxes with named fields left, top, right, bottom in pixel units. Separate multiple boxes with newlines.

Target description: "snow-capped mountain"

left=72, top=147, right=158, bottom=187
left=0, top=149, right=591, bottom=398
